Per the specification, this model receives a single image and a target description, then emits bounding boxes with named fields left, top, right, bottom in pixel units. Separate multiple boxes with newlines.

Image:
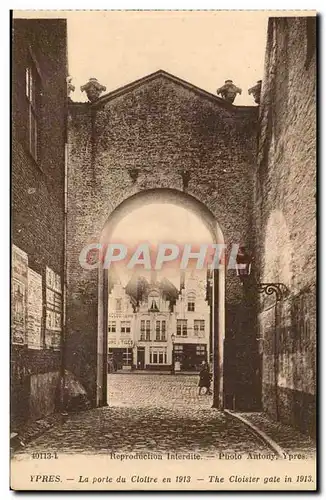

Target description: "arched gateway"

left=97, top=189, right=225, bottom=408
left=66, top=70, right=260, bottom=411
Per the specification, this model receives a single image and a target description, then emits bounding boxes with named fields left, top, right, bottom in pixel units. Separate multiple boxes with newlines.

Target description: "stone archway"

left=96, top=188, right=225, bottom=409
left=66, top=70, right=258, bottom=410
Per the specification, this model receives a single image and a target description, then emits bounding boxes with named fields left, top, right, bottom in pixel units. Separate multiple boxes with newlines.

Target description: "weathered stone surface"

left=67, top=71, right=258, bottom=405
left=255, top=17, right=316, bottom=436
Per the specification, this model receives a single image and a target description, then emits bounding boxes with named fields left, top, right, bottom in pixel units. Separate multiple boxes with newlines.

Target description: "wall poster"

left=45, top=266, right=62, bottom=350
left=27, top=268, right=43, bottom=349
left=11, top=245, right=28, bottom=345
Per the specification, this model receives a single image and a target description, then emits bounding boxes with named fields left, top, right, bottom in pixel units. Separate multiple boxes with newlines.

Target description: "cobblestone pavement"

left=239, top=412, right=316, bottom=458
left=15, top=374, right=272, bottom=457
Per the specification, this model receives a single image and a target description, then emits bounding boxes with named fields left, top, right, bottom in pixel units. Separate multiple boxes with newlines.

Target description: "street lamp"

left=171, top=333, right=176, bottom=375
left=235, top=246, right=288, bottom=301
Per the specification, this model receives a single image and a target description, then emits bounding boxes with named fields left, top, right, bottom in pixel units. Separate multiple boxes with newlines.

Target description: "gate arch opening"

left=96, top=188, right=225, bottom=409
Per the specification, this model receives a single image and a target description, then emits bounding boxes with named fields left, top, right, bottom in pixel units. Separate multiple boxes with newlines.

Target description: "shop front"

left=173, top=343, right=207, bottom=371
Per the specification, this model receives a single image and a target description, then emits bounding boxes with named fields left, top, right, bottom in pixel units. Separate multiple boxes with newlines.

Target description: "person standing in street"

left=198, top=362, right=212, bottom=395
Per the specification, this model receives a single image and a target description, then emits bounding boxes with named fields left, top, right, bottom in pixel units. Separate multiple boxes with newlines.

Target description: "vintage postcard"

left=11, top=10, right=317, bottom=491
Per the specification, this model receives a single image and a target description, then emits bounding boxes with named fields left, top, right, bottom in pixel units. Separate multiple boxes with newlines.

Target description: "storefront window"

left=196, top=344, right=206, bottom=356
left=150, top=347, right=167, bottom=364
left=123, top=348, right=132, bottom=365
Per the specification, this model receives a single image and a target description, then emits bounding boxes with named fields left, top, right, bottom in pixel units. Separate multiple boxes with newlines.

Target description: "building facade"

left=254, top=17, right=316, bottom=435
left=107, top=274, right=210, bottom=372
left=11, top=19, right=67, bottom=427
left=108, top=283, right=135, bottom=370
left=172, top=274, right=210, bottom=371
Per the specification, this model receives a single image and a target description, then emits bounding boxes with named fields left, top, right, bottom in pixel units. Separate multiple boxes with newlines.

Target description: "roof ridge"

left=72, top=69, right=255, bottom=112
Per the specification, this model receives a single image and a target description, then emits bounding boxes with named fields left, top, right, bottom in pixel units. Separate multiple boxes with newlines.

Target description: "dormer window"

left=149, top=299, right=159, bottom=312
left=187, top=292, right=196, bottom=312
left=188, top=301, right=195, bottom=312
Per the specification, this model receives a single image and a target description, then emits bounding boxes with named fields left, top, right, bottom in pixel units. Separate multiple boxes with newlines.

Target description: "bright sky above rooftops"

left=64, top=11, right=269, bottom=105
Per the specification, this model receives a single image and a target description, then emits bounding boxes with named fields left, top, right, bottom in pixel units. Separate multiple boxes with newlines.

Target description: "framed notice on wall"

left=27, top=268, right=43, bottom=349
left=11, top=245, right=28, bottom=345
left=45, top=266, right=62, bottom=350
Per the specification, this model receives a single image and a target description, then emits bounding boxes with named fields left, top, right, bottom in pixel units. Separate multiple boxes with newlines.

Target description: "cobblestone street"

left=14, top=374, right=276, bottom=458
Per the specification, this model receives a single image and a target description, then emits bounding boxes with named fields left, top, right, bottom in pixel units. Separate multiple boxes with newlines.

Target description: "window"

left=140, top=320, right=145, bottom=340
left=174, top=344, right=183, bottom=361
left=150, top=347, right=167, bottom=364
left=108, top=321, right=116, bottom=333
left=123, top=348, right=132, bottom=366
left=121, top=321, right=131, bottom=334
left=196, top=345, right=206, bottom=356
left=194, top=320, right=205, bottom=337
left=177, top=319, right=187, bottom=337
left=140, top=319, right=151, bottom=341
left=187, top=292, right=196, bottom=312
left=146, top=320, right=150, bottom=340
left=149, top=299, right=159, bottom=312
left=155, top=320, right=166, bottom=341
left=25, top=63, right=39, bottom=160
left=162, top=320, right=166, bottom=340
left=115, top=298, right=122, bottom=311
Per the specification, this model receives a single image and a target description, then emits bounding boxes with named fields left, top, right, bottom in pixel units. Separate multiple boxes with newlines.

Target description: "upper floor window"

left=149, top=299, right=159, bottom=312
left=115, top=298, right=122, bottom=311
left=194, top=320, right=205, bottom=337
left=187, top=291, right=196, bottom=312
left=25, top=62, right=39, bottom=160
left=108, top=321, right=116, bottom=333
left=121, top=321, right=131, bottom=334
left=140, top=319, right=151, bottom=341
left=177, top=319, right=187, bottom=337
left=155, top=320, right=166, bottom=341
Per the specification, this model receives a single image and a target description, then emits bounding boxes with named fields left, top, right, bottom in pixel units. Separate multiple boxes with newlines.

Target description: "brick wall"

left=11, top=19, right=67, bottom=426
left=255, top=17, right=316, bottom=435
left=67, top=72, right=258, bottom=406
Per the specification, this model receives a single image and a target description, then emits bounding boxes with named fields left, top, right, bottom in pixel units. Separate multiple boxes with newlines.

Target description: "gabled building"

left=134, top=277, right=174, bottom=371
left=107, top=272, right=210, bottom=372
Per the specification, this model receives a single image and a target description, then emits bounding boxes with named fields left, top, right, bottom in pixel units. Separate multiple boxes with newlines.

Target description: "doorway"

left=137, top=347, right=145, bottom=370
